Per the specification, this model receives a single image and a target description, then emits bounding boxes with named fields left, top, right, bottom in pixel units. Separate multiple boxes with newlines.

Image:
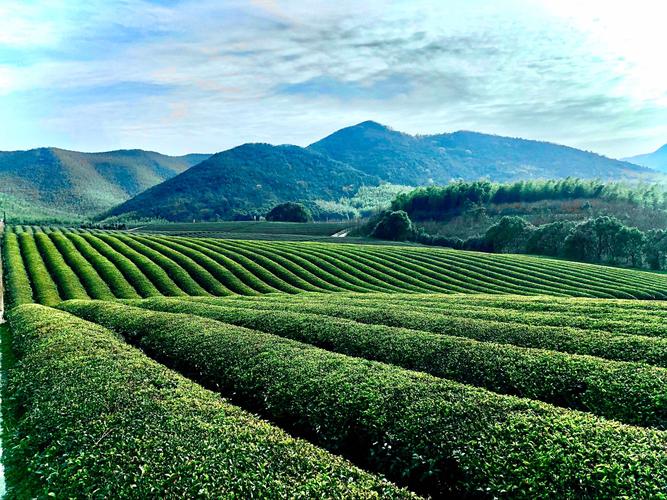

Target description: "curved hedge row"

left=60, top=300, right=667, bottom=499
left=48, top=231, right=115, bottom=300
left=33, top=232, right=89, bottom=300
left=2, top=233, right=33, bottom=307
left=64, top=233, right=140, bottom=299
left=6, top=304, right=410, bottom=499
left=5, top=229, right=667, bottom=308
left=17, top=232, right=60, bottom=306
left=188, top=295, right=667, bottom=367
left=127, top=296, right=667, bottom=428
left=275, top=293, right=667, bottom=338
left=79, top=233, right=161, bottom=297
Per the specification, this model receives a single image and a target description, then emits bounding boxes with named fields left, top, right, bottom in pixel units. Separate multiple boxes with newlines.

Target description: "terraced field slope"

left=3, top=226, right=667, bottom=497
left=4, top=226, right=667, bottom=307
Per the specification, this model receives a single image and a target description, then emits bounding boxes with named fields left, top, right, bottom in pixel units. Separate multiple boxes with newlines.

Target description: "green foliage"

left=33, top=232, right=89, bottom=300
left=484, top=215, right=534, bottom=253
left=2, top=233, right=33, bottom=306
left=80, top=233, right=161, bottom=297
left=314, top=184, right=413, bottom=220
left=17, top=232, right=61, bottom=305
left=392, top=178, right=667, bottom=219
left=310, top=121, right=656, bottom=185
left=186, top=294, right=667, bottom=366
left=5, top=304, right=408, bottom=498
left=127, top=296, right=667, bottom=429
left=371, top=211, right=413, bottom=241
left=265, top=202, right=312, bottom=222
left=64, top=233, right=141, bottom=299
left=59, top=300, right=667, bottom=498
left=526, top=220, right=576, bottom=256
left=48, top=231, right=115, bottom=300
left=0, top=148, right=207, bottom=222
left=104, top=144, right=376, bottom=222
left=4, top=230, right=667, bottom=308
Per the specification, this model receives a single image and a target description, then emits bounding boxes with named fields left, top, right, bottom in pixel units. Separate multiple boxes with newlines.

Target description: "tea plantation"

left=2, top=226, right=667, bottom=497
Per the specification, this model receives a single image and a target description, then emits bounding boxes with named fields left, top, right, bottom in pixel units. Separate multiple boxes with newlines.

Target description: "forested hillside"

left=310, top=121, right=655, bottom=184
left=0, top=148, right=209, bottom=222
left=103, top=144, right=379, bottom=222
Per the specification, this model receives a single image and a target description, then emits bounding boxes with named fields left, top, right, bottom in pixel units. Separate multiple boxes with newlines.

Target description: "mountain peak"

left=622, top=143, right=667, bottom=172
left=355, top=120, right=390, bottom=130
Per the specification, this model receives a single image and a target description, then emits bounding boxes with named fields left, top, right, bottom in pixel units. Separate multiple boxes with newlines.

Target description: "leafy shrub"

left=6, top=304, right=410, bottom=499
left=128, top=296, right=667, bottom=428
left=60, top=300, right=667, bottom=498
left=371, top=210, right=413, bottom=241
left=265, top=202, right=312, bottom=222
left=2, top=233, right=33, bottom=307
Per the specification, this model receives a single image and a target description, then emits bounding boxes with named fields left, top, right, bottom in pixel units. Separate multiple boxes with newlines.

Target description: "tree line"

left=414, top=215, right=667, bottom=270
left=392, top=179, right=667, bottom=220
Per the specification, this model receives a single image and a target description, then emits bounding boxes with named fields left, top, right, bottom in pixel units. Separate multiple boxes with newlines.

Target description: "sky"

left=0, top=0, right=666, bottom=158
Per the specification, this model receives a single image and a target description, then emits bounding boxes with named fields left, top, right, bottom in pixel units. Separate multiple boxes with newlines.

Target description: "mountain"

left=103, top=143, right=378, bottom=221
left=0, top=148, right=209, bottom=221
left=309, top=121, right=656, bottom=184
left=623, top=144, right=667, bottom=172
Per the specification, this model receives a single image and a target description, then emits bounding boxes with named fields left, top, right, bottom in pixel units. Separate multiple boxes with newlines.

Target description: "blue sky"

left=0, top=0, right=665, bottom=158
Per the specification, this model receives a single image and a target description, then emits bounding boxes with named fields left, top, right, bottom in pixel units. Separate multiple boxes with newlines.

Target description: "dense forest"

left=363, top=179, right=667, bottom=270
left=392, top=179, right=667, bottom=218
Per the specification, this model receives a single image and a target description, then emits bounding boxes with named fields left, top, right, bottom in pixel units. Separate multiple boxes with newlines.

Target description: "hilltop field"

left=1, top=224, right=667, bottom=498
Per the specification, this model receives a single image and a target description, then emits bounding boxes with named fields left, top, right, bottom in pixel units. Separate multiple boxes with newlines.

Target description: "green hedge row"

left=64, top=233, right=140, bottom=299
left=114, top=235, right=208, bottom=296
left=130, top=235, right=232, bottom=296
left=288, top=293, right=667, bottom=338
left=2, top=233, right=33, bottom=307
left=33, top=232, right=89, bottom=300
left=127, top=297, right=667, bottom=428
left=95, top=233, right=184, bottom=296
left=60, top=300, right=667, bottom=498
left=190, top=238, right=303, bottom=294
left=48, top=231, right=115, bottom=300
left=80, top=233, right=161, bottom=297
left=207, top=240, right=327, bottom=293
left=190, top=296, right=667, bottom=367
left=250, top=242, right=373, bottom=293
left=17, top=232, right=60, bottom=305
left=6, top=304, right=410, bottom=498
left=151, top=236, right=264, bottom=295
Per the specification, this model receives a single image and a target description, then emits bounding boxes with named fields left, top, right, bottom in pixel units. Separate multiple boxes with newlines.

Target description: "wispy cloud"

left=0, top=0, right=665, bottom=157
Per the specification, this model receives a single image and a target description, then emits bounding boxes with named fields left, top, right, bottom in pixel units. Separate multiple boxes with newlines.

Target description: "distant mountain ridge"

left=623, top=144, right=667, bottom=172
left=105, top=122, right=660, bottom=223
left=309, top=121, right=655, bottom=184
left=2, top=121, right=660, bottom=223
left=0, top=147, right=210, bottom=221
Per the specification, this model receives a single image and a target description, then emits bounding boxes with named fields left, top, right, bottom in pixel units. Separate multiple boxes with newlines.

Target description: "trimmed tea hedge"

left=5, top=229, right=667, bottom=306
left=5, top=304, right=411, bottom=499
left=127, top=297, right=667, bottom=428
left=2, top=233, right=33, bottom=307
left=61, top=300, right=667, bottom=499
left=187, top=296, right=667, bottom=367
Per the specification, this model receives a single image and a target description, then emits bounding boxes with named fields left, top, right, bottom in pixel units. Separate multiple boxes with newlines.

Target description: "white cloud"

left=0, top=0, right=665, bottom=158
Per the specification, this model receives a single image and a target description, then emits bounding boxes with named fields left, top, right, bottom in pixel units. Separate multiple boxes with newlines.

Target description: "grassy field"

left=2, top=225, right=667, bottom=497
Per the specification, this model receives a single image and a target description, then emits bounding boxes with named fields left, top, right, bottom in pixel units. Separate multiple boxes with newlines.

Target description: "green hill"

left=309, top=121, right=656, bottom=184
left=0, top=147, right=209, bottom=222
left=103, top=143, right=378, bottom=222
